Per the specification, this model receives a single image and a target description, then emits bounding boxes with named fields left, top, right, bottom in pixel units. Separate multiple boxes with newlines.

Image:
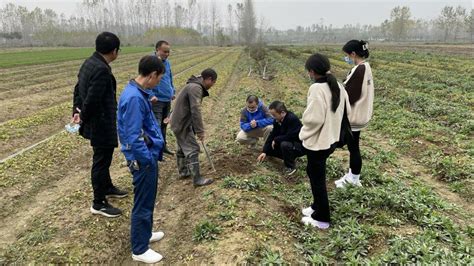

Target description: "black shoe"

left=179, top=174, right=191, bottom=180
left=163, top=147, right=175, bottom=155
left=91, top=201, right=122, bottom=218
left=285, top=167, right=297, bottom=176
left=106, top=186, right=128, bottom=198
left=193, top=177, right=214, bottom=187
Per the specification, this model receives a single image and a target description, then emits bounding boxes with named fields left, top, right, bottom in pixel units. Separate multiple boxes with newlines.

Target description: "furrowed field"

left=0, top=44, right=472, bottom=264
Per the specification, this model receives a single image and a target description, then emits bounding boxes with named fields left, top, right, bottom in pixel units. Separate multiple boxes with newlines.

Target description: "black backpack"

left=334, top=102, right=353, bottom=149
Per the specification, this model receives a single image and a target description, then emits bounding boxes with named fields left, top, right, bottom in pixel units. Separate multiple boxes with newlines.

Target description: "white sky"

left=0, top=0, right=472, bottom=30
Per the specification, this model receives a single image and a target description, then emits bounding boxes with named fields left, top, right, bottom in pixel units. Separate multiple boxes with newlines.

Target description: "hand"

left=72, top=107, right=81, bottom=124
left=150, top=96, right=159, bottom=103
left=272, top=141, right=276, bottom=150
left=197, top=133, right=205, bottom=142
left=257, top=153, right=266, bottom=163
left=71, top=113, right=81, bottom=124
left=163, top=117, right=170, bottom=124
left=250, top=120, right=257, bottom=128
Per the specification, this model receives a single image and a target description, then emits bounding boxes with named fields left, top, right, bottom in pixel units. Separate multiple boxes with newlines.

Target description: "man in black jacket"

left=72, top=32, right=127, bottom=218
left=257, top=101, right=305, bottom=176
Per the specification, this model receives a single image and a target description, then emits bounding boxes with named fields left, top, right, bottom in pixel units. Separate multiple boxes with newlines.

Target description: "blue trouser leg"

left=131, top=161, right=158, bottom=255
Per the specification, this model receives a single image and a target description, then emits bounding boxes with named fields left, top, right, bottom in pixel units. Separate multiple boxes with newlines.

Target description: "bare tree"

left=436, top=6, right=465, bottom=42
left=163, top=0, right=172, bottom=27
left=195, top=1, right=203, bottom=33
left=210, top=1, right=219, bottom=45
left=174, top=3, right=186, bottom=28
left=234, top=3, right=244, bottom=44
left=467, top=9, right=474, bottom=42
left=227, top=4, right=234, bottom=37
left=200, top=2, right=210, bottom=37
left=186, top=0, right=197, bottom=29
left=240, top=0, right=257, bottom=45
left=257, top=17, right=267, bottom=43
left=453, top=6, right=467, bottom=41
left=390, top=6, right=413, bottom=41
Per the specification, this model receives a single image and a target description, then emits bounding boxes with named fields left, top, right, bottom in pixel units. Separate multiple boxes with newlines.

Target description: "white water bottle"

left=65, top=123, right=80, bottom=134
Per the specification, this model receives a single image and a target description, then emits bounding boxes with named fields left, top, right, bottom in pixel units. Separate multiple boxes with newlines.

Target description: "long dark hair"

left=343, top=40, right=370, bottom=58
left=305, top=53, right=340, bottom=112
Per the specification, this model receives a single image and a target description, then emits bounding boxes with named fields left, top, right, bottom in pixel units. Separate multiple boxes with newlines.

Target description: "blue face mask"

left=344, top=56, right=354, bottom=65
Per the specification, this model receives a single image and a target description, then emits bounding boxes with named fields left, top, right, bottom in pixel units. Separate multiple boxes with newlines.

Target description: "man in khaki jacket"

left=170, top=68, right=217, bottom=187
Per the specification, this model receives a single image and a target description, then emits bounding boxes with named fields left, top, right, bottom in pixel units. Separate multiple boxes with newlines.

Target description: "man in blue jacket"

left=236, top=95, right=273, bottom=148
left=150, top=40, right=175, bottom=155
left=117, top=55, right=166, bottom=264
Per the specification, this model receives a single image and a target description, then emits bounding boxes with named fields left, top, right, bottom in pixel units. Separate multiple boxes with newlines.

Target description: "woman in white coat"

left=299, top=53, right=350, bottom=229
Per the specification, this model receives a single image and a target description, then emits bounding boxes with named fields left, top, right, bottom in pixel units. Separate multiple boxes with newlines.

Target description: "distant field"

left=0, top=46, right=153, bottom=68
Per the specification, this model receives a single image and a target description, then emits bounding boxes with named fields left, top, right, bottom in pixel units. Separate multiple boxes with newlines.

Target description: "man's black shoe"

left=106, top=186, right=128, bottom=198
left=90, top=201, right=122, bottom=218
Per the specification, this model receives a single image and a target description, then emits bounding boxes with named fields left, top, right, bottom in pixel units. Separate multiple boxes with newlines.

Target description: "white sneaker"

left=132, top=249, right=163, bottom=264
left=149, top=231, right=165, bottom=243
left=335, top=174, right=362, bottom=188
left=301, top=216, right=330, bottom=229
left=351, top=175, right=362, bottom=187
left=302, top=206, right=315, bottom=217
left=335, top=174, right=350, bottom=188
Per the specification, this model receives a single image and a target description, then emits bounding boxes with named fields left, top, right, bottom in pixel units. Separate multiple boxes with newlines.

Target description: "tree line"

left=0, top=0, right=259, bottom=47
left=0, top=1, right=472, bottom=47
left=265, top=6, right=474, bottom=44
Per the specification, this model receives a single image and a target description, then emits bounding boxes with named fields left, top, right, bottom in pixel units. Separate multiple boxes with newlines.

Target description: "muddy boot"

left=188, top=154, right=213, bottom=187
left=176, top=150, right=191, bottom=179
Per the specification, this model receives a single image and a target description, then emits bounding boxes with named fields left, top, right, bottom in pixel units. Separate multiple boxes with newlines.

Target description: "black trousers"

left=305, top=146, right=335, bottom=223
left=92, top=147, right=114, bottom=204
left=152, top=101, right=171, bottom=147
left=266, top=141, right=305, bottom=169
left=347, top=131, right=362, bottom=175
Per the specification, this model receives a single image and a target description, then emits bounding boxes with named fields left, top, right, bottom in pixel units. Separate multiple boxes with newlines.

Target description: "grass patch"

left=193, top=220, right=222, bottom=242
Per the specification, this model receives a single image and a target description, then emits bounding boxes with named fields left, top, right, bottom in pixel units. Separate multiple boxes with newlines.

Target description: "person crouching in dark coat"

left=257, top=101, right=305, bottom=176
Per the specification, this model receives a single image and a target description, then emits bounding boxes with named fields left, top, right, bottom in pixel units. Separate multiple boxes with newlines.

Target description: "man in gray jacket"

left=170, top=68, right=217, bottom=187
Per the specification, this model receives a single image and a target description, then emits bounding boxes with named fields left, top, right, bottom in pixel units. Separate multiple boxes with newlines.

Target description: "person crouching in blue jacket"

left=117, top=55, right=166, bottom=264
left=236, top=95, right=274, bottom=149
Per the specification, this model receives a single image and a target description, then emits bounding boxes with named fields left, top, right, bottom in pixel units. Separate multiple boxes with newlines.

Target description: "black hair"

left=95, top=32, right=120, bottom=54
left=305, top=53, right=340, bottom=113
left=269, top=101, right=287, bottom=113
left=201, top=68, right=218, bottom=81
left=246, top=95, right=259, bottom=104
left=155, top=40, right=170, bottom=50
left=138, top=55, right=165, bottom=76
left=343, top=40, right=370, bottom=58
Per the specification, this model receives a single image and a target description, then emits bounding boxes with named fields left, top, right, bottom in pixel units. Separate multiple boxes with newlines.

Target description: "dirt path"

left=0, top=144, right=92, bottom=246
left=0, top=153, right=91, bottom=246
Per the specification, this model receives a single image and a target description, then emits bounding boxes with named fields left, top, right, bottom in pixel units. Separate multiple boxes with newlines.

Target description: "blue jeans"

left=130, top=160, right=158, bottom=255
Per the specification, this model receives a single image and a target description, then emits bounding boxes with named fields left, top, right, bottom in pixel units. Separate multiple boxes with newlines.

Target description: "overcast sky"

left=1, top=0, right=472, bottom=30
